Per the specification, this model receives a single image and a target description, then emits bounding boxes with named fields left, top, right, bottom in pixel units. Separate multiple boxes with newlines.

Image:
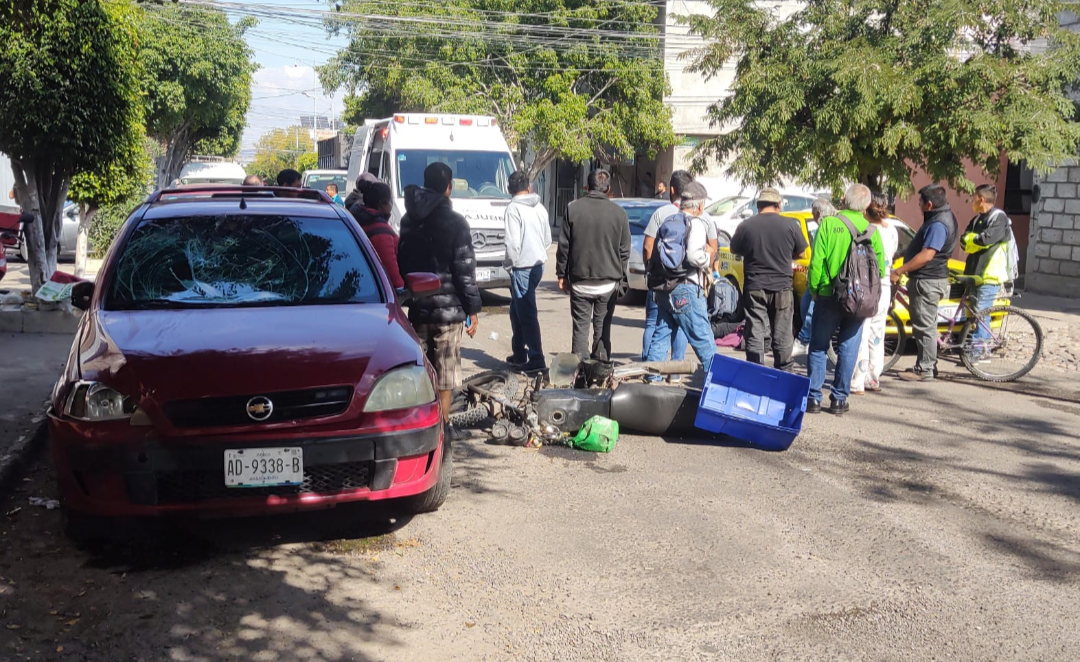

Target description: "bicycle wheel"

left=882, top=309, right=907, bottom=372
left=959, top=305, right=1043, bottom=382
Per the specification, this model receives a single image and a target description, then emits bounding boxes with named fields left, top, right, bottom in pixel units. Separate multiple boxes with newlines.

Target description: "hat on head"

left=679, top=181, right=708, bottom=204
left=758, top=187, right=782, bottom=205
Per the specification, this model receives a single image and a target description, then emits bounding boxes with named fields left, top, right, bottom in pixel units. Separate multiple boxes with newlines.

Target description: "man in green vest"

left=806, top=184, right=887, bottom=416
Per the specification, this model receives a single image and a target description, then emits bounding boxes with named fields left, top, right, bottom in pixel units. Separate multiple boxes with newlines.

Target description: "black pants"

left=570, top=287, right=617, bottom=361
left=744, top=288, right=795, bottom=371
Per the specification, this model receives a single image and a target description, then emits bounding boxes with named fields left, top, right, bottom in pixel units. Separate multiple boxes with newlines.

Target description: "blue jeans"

left=509, top=265, right=545, bottom=364
left=797, top=289, right=815, bottom=344
left=642, top=291, right=688, bottom=361
left=970, top=283, right=1000, bottom=343
left=646, top=283, right=715, bottom=372
left=808, top=297, right=864, bottom=404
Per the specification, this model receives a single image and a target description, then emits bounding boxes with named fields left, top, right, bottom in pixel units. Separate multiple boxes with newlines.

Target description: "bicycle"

left=886, top=276, right=1044, bottom=382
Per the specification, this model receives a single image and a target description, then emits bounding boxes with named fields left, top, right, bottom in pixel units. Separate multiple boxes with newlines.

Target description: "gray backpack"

left=833, top=212, right=881, bottom=318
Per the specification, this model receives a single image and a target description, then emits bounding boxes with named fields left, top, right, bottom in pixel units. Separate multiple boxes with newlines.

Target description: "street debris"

left=28, top=497, right=59, bottom=510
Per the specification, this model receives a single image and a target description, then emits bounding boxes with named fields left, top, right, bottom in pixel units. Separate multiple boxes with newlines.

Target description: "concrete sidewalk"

left=0, top=333, right=75, bottom=488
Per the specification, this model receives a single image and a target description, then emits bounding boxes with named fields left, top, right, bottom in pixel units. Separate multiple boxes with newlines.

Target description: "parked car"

left=612, top=198, right=669, bottom=293
left=8, top=203, right=80, bottom=262
left=707, top=190, right=823, bottom=245
left=302, top=169, right=349, bottom=194
left=49, top=186, right=448, bottom=541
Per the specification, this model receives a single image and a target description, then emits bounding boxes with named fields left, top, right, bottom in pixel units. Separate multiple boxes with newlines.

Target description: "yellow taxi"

left=715, top=211, right=1003, bottom=334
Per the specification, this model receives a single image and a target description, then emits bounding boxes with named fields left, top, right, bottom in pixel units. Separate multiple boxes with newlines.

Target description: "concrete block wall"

left=1028, top=166, right=1080, bottom=296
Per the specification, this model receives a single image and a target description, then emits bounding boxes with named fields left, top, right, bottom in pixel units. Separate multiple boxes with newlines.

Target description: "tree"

left=69, top=136, right=153, bottom=277
left=0, top=0, right=143, bottom=293
left=680, top=0, right=1080, bottom=194
left=247, top=126, right=315, bottom=183
left=140, top=4, right=257, bottom=187
left=296, top=152, right=319, bottom=174
left=322, top=0, right=676, bottom=178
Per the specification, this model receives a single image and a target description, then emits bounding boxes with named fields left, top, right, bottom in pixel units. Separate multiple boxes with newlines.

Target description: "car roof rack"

left=148, top=186, right=333, bottom=204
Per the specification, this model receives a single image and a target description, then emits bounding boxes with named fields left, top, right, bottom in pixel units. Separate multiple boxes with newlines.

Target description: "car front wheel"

left=407, top=440, right=452, bottom=514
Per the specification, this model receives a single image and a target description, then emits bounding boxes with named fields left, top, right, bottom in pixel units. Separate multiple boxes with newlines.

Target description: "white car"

left=707, top=190, right=824, bottom=244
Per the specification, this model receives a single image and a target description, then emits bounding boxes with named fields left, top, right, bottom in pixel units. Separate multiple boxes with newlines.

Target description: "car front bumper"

left=474, top=262, right=511, bottom=289
left=49, top=414, right=444, bottom=518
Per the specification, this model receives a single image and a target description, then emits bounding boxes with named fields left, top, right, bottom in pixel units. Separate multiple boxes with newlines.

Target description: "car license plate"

left=224, top=448, right=303, bottom=488
left=476, top=268, right=493, bottom=282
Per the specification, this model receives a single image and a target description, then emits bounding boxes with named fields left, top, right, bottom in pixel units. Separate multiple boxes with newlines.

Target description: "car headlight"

left=65, top=382, right=135, bottom=421
left=363, top=365, right=437, bottom=413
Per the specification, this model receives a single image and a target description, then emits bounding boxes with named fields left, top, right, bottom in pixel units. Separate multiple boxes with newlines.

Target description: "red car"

left=49, top=187, right=447, bottom=540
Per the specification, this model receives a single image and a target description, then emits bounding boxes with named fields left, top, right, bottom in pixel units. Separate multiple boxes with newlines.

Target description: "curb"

left=0, top=414, right=49, bottom=495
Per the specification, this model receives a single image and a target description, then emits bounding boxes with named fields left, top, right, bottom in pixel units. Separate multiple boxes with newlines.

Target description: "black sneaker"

left=520, top=359, right=548, bottom=374
left=806, top=400, right=823, bottom=414
left=828, top=399, right=850, bottom=416
left=505, top=354, right=527, bottom=366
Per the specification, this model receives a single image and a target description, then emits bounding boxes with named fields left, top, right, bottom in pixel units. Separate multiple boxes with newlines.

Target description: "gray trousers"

left=570, top=288, right=617, bottom=361
left=908, top=278, right=949, bottom=374
left=744, top=288, right=795, bottom=371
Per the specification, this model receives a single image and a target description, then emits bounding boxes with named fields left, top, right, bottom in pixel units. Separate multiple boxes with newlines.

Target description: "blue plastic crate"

left=694, top=354, right=810, bottom=451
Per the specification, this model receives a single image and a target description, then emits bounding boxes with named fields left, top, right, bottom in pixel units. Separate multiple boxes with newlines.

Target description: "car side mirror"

left=405, top=272, right=441, bottom=298
left=739, top=207, right=753, bottom=219
left=71, top=281, right=95, bottom=310
left=65, top=208, right=77, bottom=219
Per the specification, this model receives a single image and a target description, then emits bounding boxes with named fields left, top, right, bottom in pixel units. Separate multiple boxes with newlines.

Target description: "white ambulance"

left=346, top=114, right=517, bottom=289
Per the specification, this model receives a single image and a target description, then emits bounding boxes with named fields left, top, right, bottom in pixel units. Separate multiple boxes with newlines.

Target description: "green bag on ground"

left=568, top=416, right=619, bottom=453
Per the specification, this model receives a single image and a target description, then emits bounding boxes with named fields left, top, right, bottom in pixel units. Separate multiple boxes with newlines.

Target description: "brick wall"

left=1028, top=164, right=1080, bottom=296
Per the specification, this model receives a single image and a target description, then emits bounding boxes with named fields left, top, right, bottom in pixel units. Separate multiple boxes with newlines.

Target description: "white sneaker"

left=792, top=340, right=809, bottom=357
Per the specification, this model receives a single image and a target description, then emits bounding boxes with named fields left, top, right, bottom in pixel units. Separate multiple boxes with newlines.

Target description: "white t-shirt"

left=645, top=205, right=716, bottom=289
left=572, top=280, right=618, bottom=297
left=877, top=222, right=900, bottom=284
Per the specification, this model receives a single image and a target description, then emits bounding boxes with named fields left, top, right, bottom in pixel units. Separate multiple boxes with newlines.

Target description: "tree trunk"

left=11, top=157, right=69, bottom=293
left=75, top=203, right=97, bottom=278
left=157, top=126, right=193, bottom=188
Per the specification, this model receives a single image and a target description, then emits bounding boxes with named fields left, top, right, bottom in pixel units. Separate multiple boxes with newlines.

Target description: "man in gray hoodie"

left=503, top=171, right=552, bottom=372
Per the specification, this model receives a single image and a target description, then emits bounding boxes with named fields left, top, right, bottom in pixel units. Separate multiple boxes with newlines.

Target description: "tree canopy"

left=681, top=0, right=1080, bottom=194
left=321, top=0, right=676, bottom=178
left=0, top=0, right=143, bottom=291
left=247, top=126, right=315, bottom=183
left=140, top=4, right=257, bottom=186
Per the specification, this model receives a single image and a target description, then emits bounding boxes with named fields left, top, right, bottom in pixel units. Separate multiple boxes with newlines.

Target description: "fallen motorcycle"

left=449, top=354, right=705, bottom=446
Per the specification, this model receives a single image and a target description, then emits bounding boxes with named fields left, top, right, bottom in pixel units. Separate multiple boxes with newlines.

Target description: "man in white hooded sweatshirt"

left=503, top=170, right=552, bottom=372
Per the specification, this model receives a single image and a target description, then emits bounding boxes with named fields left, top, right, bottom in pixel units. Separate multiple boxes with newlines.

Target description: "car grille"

left=163, top=387, right=353, bottom=428
left=471, top=229, right=505, bottom=253
left=153, top=461, right=373, bottom=503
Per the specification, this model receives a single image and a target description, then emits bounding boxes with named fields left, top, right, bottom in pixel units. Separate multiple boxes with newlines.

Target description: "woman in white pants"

left=852, top=192, right=899, bottom=394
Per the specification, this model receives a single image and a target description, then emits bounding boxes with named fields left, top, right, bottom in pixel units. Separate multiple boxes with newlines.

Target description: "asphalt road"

left=1, top=263, right=1078, bottom=661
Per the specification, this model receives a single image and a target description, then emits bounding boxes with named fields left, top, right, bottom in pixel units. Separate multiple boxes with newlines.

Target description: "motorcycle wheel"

left=448, top=370, right=520, bottom=428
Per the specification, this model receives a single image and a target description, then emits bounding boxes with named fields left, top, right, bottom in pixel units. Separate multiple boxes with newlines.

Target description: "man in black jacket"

left=556, top=169, right=631, bottom=361
left=398, top=162, right=483, bottom=422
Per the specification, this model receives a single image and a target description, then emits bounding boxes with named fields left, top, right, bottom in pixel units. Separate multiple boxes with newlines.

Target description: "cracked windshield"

left=108, top=215, right=381, bottom=308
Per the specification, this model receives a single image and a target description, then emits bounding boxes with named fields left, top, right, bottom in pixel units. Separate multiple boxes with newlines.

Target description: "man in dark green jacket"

left=806, top=184, right=887, bottom=416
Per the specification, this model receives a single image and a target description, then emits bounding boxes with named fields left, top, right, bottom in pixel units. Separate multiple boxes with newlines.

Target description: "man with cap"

left=730, top=188, right=809, bottom=371
left=644, top=181, right=717, bottom=372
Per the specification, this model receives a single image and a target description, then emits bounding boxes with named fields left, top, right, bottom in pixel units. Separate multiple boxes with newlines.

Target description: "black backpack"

left=833, top=212, right=881, bottom=318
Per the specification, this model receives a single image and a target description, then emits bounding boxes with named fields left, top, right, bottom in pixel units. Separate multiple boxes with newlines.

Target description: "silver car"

left=15, top=202, right=79, bottom=261
left=613, top=198, right=670, bottom=293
